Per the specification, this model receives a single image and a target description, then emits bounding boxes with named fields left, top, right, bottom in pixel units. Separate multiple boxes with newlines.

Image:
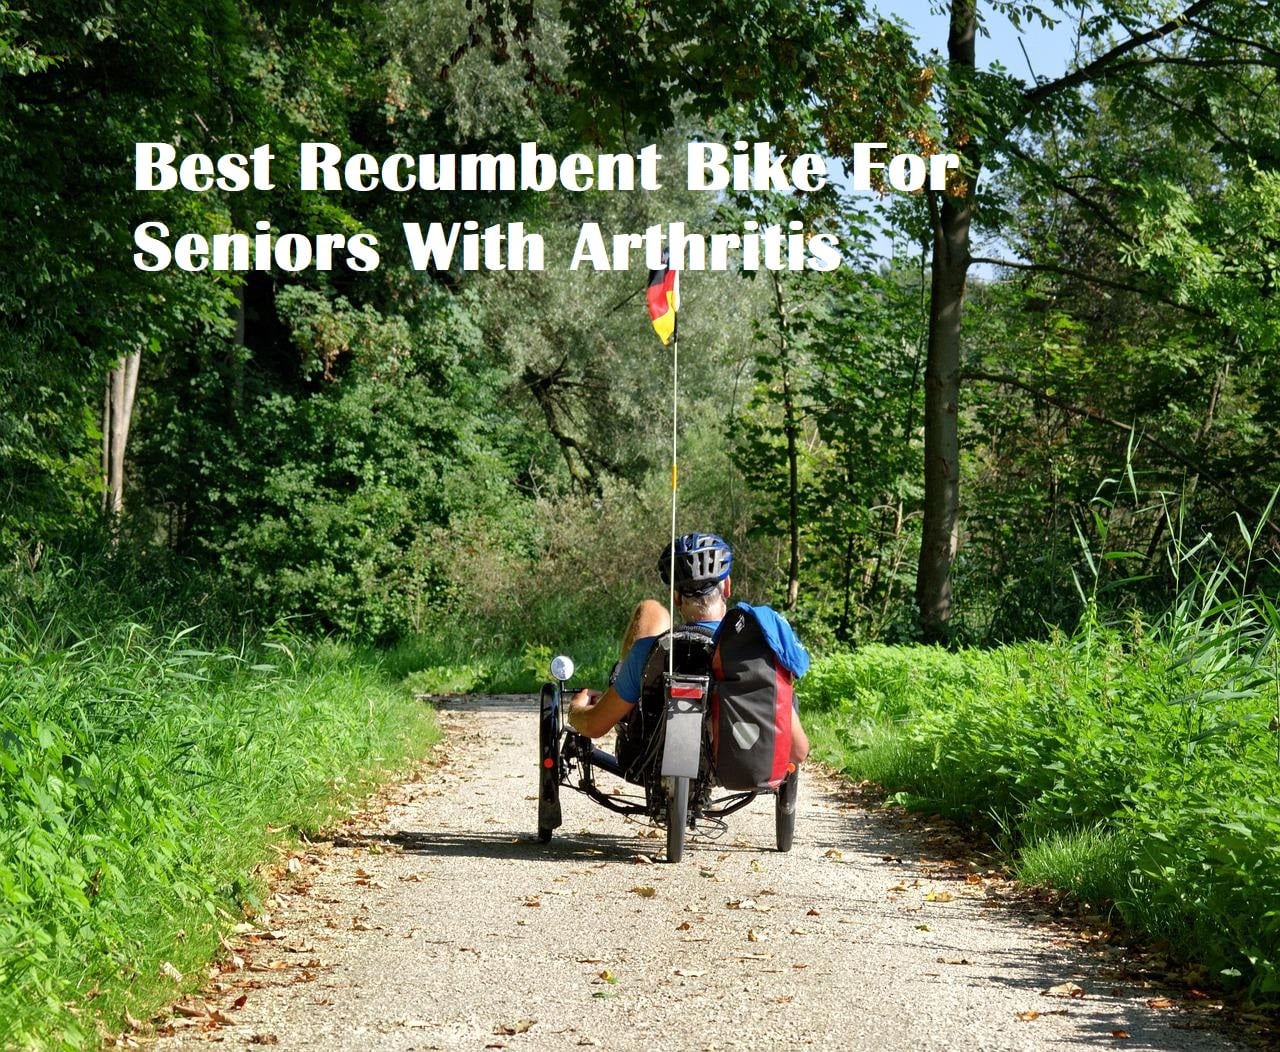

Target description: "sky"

left=877, top=0, right=1084, bottom=79
left=856, top=1, right=1092, bottom=267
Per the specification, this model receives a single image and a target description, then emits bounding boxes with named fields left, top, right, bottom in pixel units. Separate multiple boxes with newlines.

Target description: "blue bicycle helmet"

left=659, top=532, right=733, bottom=595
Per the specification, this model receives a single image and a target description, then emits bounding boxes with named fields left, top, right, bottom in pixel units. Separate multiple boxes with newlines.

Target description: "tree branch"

left=962, top=369, right=1280, bottom=539
left=1109, top=53, right=1280, bottom=74
left=1003, top=140, right=1129, bottom=241
left=966, top=256, right=1211, bottom=318
left=1184, top=18, right=1280, bottom=61
left=1021, top=0, right=1218, bottom=110
left=1122, top=77, right=1252, bottom=155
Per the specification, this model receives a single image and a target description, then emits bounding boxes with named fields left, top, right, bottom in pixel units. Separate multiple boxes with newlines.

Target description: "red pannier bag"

left=710, top=606, right=793, bottom=791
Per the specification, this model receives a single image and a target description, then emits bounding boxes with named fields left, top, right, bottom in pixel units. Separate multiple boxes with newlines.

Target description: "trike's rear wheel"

left=664, top=776, right=689, bottom=863
left=775, top=767, right=799, bottom=852
left=537, top=684, right=563, bottom=842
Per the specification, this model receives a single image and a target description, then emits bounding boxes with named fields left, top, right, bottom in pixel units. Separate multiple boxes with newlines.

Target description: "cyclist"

left=567, top=532, right=810, bottom=765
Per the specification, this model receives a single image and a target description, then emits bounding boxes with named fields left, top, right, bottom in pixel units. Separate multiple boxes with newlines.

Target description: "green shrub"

left=0, top=592, right=438, bottom=1048
left=807, top=582, right=1280, bottom=1001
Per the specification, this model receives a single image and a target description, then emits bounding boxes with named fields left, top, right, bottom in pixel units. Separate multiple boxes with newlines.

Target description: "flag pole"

left=647, top=249, right=680, bottom=679
left=668, top=316, right=679, bottom=680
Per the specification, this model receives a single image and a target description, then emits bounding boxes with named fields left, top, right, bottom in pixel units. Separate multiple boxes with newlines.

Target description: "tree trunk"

left=915, top=0, right=977, bottom=643
left=101, top=350, right=141, bottom=522
left=772, top=275, right=801, bottom=611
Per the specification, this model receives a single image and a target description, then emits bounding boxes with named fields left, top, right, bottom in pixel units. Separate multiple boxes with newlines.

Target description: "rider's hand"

left=568, top=689, right=600, bottom=713
left=567, top=690, right=600, bottom=736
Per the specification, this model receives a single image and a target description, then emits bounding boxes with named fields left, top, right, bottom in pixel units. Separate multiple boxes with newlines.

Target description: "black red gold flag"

left=646, top=249, right=679, bottom=346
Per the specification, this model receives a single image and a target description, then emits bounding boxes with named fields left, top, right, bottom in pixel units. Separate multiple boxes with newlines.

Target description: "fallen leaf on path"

left=249, top=1035, right=279, bottom=1046
left=174, top=1001, right=210, bottom=1019
left=1146, top=998, right=1176, bottom=1009
left=523, top=897, right=541, bottom=908
left=915, top=925, right=931, bottom=932
left=806, top=908, right=820, bottom=917
left=596, top=970, right=617, bottom=984
left=747, top=929, right=760, bottom=942
left=924, top=890, right=953, bottom=902
left=965, top=873, right=982, bottom=884
left=1111, top=1031, right=1130, bottom=1039
left=1044, top=982, right=1085, bottom=998
left=494, top=1020, right=535, bottom=1035
left=675, top=921, right=692, bottom=931
left=232, top=994, right=248, bottom=1010
left=630, top=854, right=654, bottom=865
left=631, top=885, right=657, bottom=898
left=1015, top=1011, right=1040, bottom=1022
left=824, top=849, right=844, bottom=861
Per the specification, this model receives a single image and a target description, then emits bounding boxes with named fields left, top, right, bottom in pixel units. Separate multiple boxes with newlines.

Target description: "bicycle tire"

left=775, top=768, right=799, bottom=852
left=538, top=683, right=562, bottom=842
left=665, top=776, right=689, bottom=863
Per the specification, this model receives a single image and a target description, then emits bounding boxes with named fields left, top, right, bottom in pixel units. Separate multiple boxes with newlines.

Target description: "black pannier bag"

left=710, top=606, right=794, bottom=791
left=615, top=625, right=716, bottom=783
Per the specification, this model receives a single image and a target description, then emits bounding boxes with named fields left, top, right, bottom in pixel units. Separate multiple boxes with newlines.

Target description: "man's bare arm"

left=567, top=686, right=633, bottom=738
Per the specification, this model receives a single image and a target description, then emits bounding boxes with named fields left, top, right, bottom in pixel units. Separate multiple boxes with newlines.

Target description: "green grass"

left=0, top=591, right=439, bottom=1048
left=1014, top=824, right=1135, bottom=910
left=805, top=582, right=1280, bottom=1002
left=386, top=616, right=622, bottom=695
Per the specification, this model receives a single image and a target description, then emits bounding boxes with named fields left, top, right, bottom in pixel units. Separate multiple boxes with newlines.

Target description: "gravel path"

left=155, top=694, right=1249, bottom=1051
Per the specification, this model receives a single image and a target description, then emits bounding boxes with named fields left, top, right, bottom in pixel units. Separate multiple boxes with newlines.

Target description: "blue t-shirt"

left=612, top=606, right=808, bottom=704
left=613, top=620, right=719, bottom=704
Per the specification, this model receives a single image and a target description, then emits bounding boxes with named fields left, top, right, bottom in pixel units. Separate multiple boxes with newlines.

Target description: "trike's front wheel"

left=664, top=776, right=689, bottom=863
left=537, top=684, right=563, bottom=842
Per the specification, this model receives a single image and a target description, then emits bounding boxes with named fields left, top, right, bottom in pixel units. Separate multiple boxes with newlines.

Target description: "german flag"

left=647, top=249, right=679, bottom=346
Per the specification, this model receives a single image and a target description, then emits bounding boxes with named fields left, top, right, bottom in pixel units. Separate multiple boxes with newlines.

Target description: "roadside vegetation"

left=0, top=561, right=439, bottom=1049
left=805, top=524, right=1280, bottom=1003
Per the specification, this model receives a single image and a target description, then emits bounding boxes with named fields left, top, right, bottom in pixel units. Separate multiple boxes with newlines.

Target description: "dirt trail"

left=157, top=695, right=1248, bottom=1051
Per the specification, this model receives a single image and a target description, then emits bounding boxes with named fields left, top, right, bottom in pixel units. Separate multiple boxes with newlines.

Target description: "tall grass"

left=0, top=563, right=439, bottom=1048
left=805, top=518, right=1280, bottom=1002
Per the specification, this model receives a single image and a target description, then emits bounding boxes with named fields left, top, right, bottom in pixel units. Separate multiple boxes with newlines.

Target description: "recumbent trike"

left=535, top=615, right=801, bottom=863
